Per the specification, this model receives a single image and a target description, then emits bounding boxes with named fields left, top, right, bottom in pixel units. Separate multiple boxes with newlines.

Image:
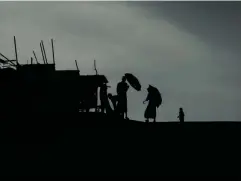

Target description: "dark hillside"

left=1, top=113, right=240, bottom=176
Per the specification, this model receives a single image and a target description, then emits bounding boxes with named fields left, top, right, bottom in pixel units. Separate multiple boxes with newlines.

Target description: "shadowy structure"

left=1, top=38, right=143, bottom=121
left=78, top=75, right=108, bottom=113
left=0, top=64, right=109, bottom=114
left=0, top=38, right=109, bottom=115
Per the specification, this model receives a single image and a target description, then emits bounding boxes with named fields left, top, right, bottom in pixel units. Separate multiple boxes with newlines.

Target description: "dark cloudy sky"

left=0, top=2, right=240, bottom=121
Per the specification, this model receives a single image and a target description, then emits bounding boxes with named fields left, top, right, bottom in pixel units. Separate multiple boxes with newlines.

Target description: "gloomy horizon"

left=0, top=2, right=240, bottom=121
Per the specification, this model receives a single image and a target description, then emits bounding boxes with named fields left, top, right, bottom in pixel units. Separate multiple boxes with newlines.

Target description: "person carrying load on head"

left=143, top=85, right=162, bottom=123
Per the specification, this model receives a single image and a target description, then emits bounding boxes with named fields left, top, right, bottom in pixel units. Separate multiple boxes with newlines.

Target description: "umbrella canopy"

left=148, top=85, right=162, bottom=108
left=125, top=73, right=141, bottom=91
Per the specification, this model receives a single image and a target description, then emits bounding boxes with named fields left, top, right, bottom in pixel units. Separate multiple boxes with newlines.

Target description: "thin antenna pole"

left=33, top=51, right=39, bottom=64
left=31, top=57, right=33, bottom=64
left=75, top=60, right=79, bottom=71
left=41, top=40, right=48, bottom=64
left=40, top=42, right=45, bottom=64
left=14, top=36, right=19, bottom=65
left=94, top=59, right=98, bottom=75
left=51, top=39, right=55, bottom=64
left=27, top=59, right=28, bottom=64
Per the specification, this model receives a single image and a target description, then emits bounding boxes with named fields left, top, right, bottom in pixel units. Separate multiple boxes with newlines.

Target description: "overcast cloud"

left=0, top=2, right=240, bottom=121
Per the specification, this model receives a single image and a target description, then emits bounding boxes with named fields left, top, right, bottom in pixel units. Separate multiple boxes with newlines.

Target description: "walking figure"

left=178, top=107, right=185, bottom=123
left=116, top=76, right=129, bottom=119
left=143, top=85, right=162, bottom=123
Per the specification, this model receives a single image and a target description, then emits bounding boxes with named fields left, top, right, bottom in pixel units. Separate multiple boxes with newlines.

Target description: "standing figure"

left=116, top=76, right=129, bottom=119
left=177, top=107, right=185, bottom=123
left=143, top=85, right=159, bottom=123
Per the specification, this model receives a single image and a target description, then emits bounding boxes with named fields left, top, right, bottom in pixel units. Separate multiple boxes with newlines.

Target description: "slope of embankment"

left=1, top=113, right=240, bottom=176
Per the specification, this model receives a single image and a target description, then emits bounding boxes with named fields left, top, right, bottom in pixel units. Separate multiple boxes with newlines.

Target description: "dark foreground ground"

left=0, top=113, right=240, bottom=176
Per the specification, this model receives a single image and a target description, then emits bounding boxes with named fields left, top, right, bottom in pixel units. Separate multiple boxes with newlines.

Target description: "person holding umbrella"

left=116, top=73, right=142, bottom=119
left=116, top=76, right=129, bottom=119
left=143, top=85, right=162, bottom=123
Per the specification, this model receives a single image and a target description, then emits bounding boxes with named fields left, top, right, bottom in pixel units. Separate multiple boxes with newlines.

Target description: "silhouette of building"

left=0, top=56, right=108, bottom=114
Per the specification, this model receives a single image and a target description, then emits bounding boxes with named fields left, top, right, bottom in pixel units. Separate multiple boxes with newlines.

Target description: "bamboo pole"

left=51, top=39, right=55, bottom=64
left=94, top=59, right=98, bottom=75
left=40, top=42, right=45, bottom=64
left=14, top=36, right=19, bottom=66
left=41, top=40, right=48, bottom=64
left=75, top=60, right=79, bottom=71
left=33, top=50, right=39, bottom=64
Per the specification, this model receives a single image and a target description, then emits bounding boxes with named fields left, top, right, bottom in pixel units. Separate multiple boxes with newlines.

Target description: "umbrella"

left=148, top=85, right=162, bottom=108
left=125, top=73, right=141, bottom=91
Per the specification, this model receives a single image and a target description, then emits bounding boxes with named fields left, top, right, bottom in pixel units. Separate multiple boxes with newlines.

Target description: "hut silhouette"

left=0, top=37, right=109, bottom=114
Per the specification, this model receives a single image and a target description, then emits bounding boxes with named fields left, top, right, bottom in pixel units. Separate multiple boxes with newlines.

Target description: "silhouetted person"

left=108, top=93, right=118, bottom=111
left=143, top=85, right=158, bottom=123
left=178, top=107, right=185, bottom=123
left=116, top=76, right=129, bottom=119
left=100, top=83, right=108, bottom=113
left=99, top=83, right=113, bottom=114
